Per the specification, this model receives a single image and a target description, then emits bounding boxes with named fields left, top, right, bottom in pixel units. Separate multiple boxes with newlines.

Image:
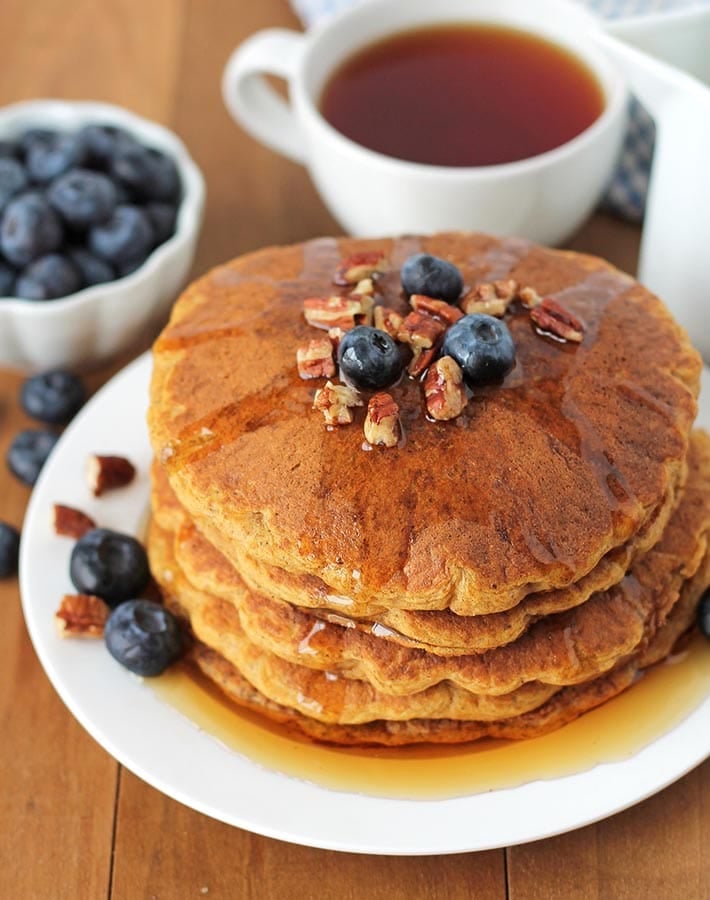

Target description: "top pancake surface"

left=149, top=234, right=701, bottom=614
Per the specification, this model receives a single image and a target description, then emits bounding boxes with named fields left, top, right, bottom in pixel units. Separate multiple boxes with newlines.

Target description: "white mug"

left=222, top=0, right=628, bottom=244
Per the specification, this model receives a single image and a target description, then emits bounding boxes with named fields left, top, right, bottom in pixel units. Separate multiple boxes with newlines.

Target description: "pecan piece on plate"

left=530, top=298, right=584, bottom=342
left=313, top=381, right=362, bottom=426
left=297, top=337, right=336, bottom=379
left=424, top=356, right=468, bottom=421
left=87, top=454, right=136, bottom=497
left=364, top=392, right=400, bottom=448
left=52, top=504, right=96, bottom=539
left=333, top=252, right=388, bottom=286
left=55, top=593, right=110, bottom=638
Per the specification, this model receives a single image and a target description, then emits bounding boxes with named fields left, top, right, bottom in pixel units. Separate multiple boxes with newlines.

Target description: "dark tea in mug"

left=320, top=24, right=605, bottom=167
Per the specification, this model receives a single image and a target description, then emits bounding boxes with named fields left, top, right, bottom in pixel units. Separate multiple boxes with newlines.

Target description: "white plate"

left=20, top=353, right=710, bottom=855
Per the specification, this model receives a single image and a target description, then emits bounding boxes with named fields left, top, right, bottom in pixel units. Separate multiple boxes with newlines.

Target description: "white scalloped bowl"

left=0, top=100, right=205, bottom=371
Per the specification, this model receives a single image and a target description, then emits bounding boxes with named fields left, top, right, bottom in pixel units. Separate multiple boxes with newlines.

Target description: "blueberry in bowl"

left=0, top=99, right=204, bottom=371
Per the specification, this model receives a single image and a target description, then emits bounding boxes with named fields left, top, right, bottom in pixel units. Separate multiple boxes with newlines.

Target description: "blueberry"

left=1, top=192, right=63, bottom=267
left=88, top=205, right=154, bottom=265
left=6, top=428, right=59, bottom=486
left=0, top=158, right=28, bottom=213
left=338, top=325, right=402, bottom=390
left=116, top=255, right=148, bottom=278
left=0, top=522, right=20, bottom=578
left=105, top=599, right=183, bottom=676
left=145, top=202, right=177, bottom=245
left=0, top=261, right=15, bottom=296
left=67, top=246, right=114, bottom=286
left=442, top=314, right=516, bottom=386
left=18, top=128, right=55, bottom=156
left=401, top=253, right=464, bottom=303
left=15, top=253, right=81, bottom=300
left=70, top=528, right=150, bottom=608
left=698, top=589, right=710, bottom=639
left=25, top=132, right=86, bottom=183
left=110, top=145, right=180, bottom=202
left=0, top=140, right=20, bottom=160
left=80, top=124, right=137, bottom=168
left=20, top=369, right=86, bottom=425
left=48, top=168, right=117, bottom=228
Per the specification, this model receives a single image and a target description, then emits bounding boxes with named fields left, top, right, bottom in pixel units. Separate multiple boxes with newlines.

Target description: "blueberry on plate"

left=25, top=131, right=86, bottom=183
left=70, top=528, right=150, bottom=608
left=0, top=522, right=20, bottom=578
left=0, top=261, right=15, bottom=296
left=144, top=201, right=177, bottom=245
left=66, top=246, right=114, bottom=287
left=401, top=253, right=464, bottom=303
left=20, top=369, right=86, bottom=425
left=0, top=191, right=63, bottom=267
left=110, top=144, right=180, bottom=203
left=105, top=599, right=184, bottom=676
left=0, top=157, right=28, bottom=213
left=88, top=204, right=154, bottom=266
left=6, top=428, right=59, bottom=486
left=48, top=168, right=118, bottom=228
left=698, top=589, right=710, bottom=639
left=338, top=325, right=402, bottom=390
left=15, top=253, right=82, bottom=300
left=442, top=314, right=516, bottom=386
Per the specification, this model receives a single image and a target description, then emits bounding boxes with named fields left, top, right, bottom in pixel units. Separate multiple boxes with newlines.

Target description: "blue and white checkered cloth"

left=290, top=0, right=707, bottom=221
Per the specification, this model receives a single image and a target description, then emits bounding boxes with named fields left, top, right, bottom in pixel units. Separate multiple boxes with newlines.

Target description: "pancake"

left=150, top=431, right=702, bottom=658
left=149, top=431, right=710, bottom=699
left=176, top=553, right=707, bottom=746
left=149, top=233, right=700, bottom=616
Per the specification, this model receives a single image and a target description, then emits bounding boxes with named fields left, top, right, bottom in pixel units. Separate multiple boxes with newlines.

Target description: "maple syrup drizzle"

left=151, top=635, right=709, bottom=801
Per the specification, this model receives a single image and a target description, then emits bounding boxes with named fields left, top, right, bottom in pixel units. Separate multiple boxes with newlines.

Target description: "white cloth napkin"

left=289, top=0, right=708, bottom=221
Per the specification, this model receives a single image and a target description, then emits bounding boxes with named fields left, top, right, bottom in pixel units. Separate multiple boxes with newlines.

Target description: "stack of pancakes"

left=147, top=233, right=709, bottom=746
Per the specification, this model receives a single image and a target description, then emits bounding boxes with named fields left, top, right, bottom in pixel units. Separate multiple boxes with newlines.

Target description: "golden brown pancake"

left=149, top=234, right=700, bottom=616
left=172, top=554, right=707, bottom=746
left=148, top=431, right=709, bottom=704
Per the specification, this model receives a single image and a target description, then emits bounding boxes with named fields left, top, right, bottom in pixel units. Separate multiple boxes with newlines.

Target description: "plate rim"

left=19, top=351, right=710, bottom=855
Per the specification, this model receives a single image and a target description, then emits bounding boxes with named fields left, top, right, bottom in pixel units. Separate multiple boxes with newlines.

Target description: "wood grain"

left=0, top=1, right=707, bottom=899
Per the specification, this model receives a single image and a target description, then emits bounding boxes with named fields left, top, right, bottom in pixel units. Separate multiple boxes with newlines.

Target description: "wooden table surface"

left=0, top=2, right=707, bottom=898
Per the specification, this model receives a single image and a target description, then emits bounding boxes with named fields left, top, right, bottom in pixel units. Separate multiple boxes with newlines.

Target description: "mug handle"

left=222, top=29, right=308, bottom=165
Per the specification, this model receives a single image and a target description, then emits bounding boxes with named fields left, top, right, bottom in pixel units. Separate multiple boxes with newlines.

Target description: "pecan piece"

left=303, top=296, right=363, bottom=331
left=364, top=393, right=400, bottom=448
left=297, top=338, right=336, bottom=379
left=408, top=345, right=439, bottom=378
left=397, top=311, right=445, bottom=350
left=87, top=454, right=136, bottom=497
left=410, top=295, right=463, bottom=325
left=373, top=306, right=404, bottom=338
left=333, top=252, right=388, bottom=286
left=327, top=327, right=345, bottom=355
left=424, top=356, right=467, bottom=421
left=55, top=593, right=109, bottom=638
left=518, top=286, right=543, bottom=309
left=353, top=292, right=375, bottom=327
left=461, top=279, right=519, bottom=317
left=52, top=504, right=96, bottom=538
left=397, top=311, right=445, bottom=377
left=313, top=381, right=362, bottom=426
left=530, top=298, right=584, bottom=342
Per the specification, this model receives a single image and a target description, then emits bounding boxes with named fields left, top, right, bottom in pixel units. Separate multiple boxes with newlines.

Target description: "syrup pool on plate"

left=152, top=634, right=709, bottom=801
